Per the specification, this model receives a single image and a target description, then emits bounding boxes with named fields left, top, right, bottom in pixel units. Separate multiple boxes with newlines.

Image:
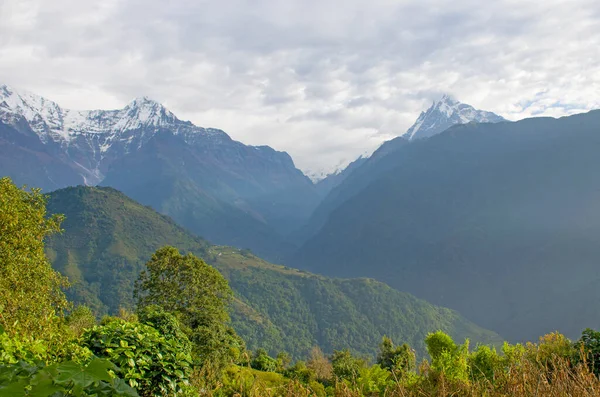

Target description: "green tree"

left=376, top=336, right=416, bottom=379
left=425, top=331, right=469, bottom=382
left=276, top=351, right=292, bottom=372
left=250, top=348, right=278, bottom=372
left=576, top=328, right=600, bottom=377
left=468, top=345, right=502, bottom=382
left=134, top=246, right=241, bottom=367
left=66, top=305, right=97, bottom=338
left=331, top=349, right=366, bottom=381
left=0, top=177, right=69, bottom=339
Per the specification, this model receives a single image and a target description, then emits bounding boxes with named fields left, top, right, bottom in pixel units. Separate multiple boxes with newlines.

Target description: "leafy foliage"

left=331, top=350, right=367, bottom=381
left=0, top=177, right=69, bottom=339
left=576, top=328, right=600, bottom=377
left=82, top=318, right=192, bottom=397
left=134, top=246, right=242, bottom=368
left=250, top=349, right=278, bottom=372
left=0, top=358, right=139, bottom=397
left=425, top=331, right=470, bottom=382
left=376, top=336, right=415, bottom=379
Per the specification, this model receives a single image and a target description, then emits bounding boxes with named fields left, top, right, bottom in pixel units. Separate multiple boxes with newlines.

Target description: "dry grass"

left=191, top=357, right=600, bottom=397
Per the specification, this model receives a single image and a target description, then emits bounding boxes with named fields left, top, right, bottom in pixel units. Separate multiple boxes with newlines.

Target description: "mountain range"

left=7, top=83, right=599, bottom=346
left=0, top=85, right=509, bottom=262
left=0, top=84, right=320, bottom=261
left=44, top=185, right=501, bottom=358
left=292, top=109, right=600, bottom=342
left=293, top=95, right=507, bottom=245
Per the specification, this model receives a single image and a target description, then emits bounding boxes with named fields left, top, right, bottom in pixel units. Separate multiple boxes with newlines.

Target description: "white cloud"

left=1, top=0, right=599, bottom=175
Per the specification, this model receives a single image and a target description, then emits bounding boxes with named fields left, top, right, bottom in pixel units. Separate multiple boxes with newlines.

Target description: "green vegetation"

left=5, top=176, right=600, bottom=396
left=45, top=185, right=501, bottom=358
left=0, top=177, right=69, bottom=340
left=135, top=246, right=243, bottom=369
left=82, top=316, right=192, bottom=396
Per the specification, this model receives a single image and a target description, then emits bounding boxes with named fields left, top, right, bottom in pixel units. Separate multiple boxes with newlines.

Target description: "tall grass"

left=192, top=350, right=600, bottom=396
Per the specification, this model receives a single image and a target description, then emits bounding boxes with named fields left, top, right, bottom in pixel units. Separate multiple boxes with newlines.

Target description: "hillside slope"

left=45, top=186, right=501, bottom=358
left=292, top=110, right=600, bottom=342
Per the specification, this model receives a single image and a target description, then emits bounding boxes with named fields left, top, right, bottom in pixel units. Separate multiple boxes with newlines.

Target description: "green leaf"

left=110, top=378, right=139, bottom=397
left=0, top=378, right=29, bottom=397
left=83, top=359, right=116, bottom=383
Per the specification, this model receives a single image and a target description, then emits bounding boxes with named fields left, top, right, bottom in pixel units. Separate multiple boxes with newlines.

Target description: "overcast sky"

left=1, top=0, right=599, bottom=176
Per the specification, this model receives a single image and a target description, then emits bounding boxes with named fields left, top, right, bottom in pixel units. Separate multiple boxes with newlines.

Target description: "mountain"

left=0, top=120, right=84, bottom=191
left=45, top=185, right=501, bottom=358
left=402, top=94, right=505, bottom=141
left=292, top=110, right=600, bottom=343
left=0, top=84, right=320, bottom=260
left=293, top=96, right=506, bottom=245
left=314, top=155, right=369, bottom=198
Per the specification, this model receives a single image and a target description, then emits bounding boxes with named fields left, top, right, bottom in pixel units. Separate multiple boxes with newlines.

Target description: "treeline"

left=2, top=176, right=600, bottom=397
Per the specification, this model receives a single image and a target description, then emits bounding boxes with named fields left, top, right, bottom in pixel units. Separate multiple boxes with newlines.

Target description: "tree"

left=468, top=345, right=502, bottom=382
left=576, top=328, right=600, bottom=377
left=425, top=331, right=469, bottom=382
left=0, top=177, right=69, bottom=339
left=250, top=348, right=278, bottom=372
left=306, top=346, right=332, bottom=382
left=276, top=351, right=292, bottom=372
left=134, top=246, right=241, bottom=367
left=331, top=349, right=366, bottom=381
left=376, top=336, right=415, bottom=378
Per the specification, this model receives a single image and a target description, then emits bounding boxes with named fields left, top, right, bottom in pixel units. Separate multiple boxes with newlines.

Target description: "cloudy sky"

left=1, top=0, right=599, bottom=176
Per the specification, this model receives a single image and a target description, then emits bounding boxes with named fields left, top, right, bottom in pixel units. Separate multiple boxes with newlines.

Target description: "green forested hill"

left=45, top=186, right=501, bottom=358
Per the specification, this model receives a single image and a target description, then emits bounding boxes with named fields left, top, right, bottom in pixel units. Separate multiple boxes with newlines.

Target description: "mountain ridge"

left=292, top=109, right=600, bottom=342
left=44, top=185, right=502, bottom=358
left=292, top=96, right=507, bottom=246
left=0, top=84, right=321, bottom=259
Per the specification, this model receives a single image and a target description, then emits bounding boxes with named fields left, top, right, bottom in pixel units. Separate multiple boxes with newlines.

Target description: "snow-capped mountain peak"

left=0, top=84, right=68, bottom=140
left=115, top=96, right=180, bottom=131
left=0, top=85, right=188, bottom=143
left=0, top=84, right=226, bottom=185
left=403, top=95, right=505, bottom=141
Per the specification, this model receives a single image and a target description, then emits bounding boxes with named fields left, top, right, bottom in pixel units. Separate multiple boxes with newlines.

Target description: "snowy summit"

left=0, top=84, right=228, bottom=184
left=403, top=94, right=506, bottom=141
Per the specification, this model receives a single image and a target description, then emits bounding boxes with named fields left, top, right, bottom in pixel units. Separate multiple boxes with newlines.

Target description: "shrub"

left=251, top=348, right=278, bottom=372
left=331, top=349, right=367, bottom=382
left=82, top=318, right=192, bottom=397
left=425, top=331, right=469, bottom=382
left=575, top=328, right=600, bottom=376
left=376, top=336, right=416, bottom=379
left=468, top=345, right=502, bottom=382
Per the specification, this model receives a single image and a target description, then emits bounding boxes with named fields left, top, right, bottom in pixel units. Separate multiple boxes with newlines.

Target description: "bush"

left=425, top=331, right=469, bottom=382
left=251, top=348, right=278, bottom=372
left=284, top=360, right=315, bottom=383
left=67, top=305, right=97, bottom=338
left=468, top=345, right=502, bottom=382
left=377, top=336, right=416, bottom=379
left=82, top=318, right=192, bottom=397
left=576, top=328, right=600, bottom=376
left=331, top=349, right=367, bottom=382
